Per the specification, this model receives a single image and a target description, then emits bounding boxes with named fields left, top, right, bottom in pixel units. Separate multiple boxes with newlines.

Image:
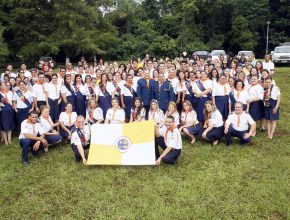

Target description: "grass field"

left=1, top=68, right=290, bottom=220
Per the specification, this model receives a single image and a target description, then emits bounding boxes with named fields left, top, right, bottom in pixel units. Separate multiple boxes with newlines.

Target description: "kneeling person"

left=71, top=116, right=90, bottom=164
left=224, top=102, right=256, bottom=146
left=19, top=111, right=48, bottom=165
left=155, top=115, right=182, bottom=165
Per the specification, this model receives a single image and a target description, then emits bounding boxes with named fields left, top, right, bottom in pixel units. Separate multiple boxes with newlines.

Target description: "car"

left=210, top=50, right=227, bottom=61
left=237, top=51, right=253, bottom=60
left=280, top=42, right=290, bottom=46
left=272, top=46, right=290, bottom=65
left=192, top=51, right=210, bottom=60
left=38, top=57, right=57, bottom=69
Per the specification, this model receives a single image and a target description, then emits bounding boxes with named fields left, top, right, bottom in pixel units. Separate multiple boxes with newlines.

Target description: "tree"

left=0, top=23, right=8, bottom=62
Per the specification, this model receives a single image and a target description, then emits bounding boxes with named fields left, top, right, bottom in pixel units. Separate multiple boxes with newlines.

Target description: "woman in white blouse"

left=179, top=100, right=200, bottom=144
left=160, top=101, right=180, bottom=127
left=59, top=102, right=78, bottom=143
left=86, top=99, right=103, bottom=125
left=39, top=105, right=62, bottom=149
left=105, top=97, right=125, bottom=124
left=148, top=99, right=164, bottom=125
left=200, top=101, right=224, bottom=145
left=129, top=97, right=146, bottom=122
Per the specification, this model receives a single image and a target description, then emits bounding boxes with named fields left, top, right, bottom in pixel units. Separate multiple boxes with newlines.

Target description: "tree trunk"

left=65, top=56, right=70, bottom=65
left=93, top=55, right=97, bottom=62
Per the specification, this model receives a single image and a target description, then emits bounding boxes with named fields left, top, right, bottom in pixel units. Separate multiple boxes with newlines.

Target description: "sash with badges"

left=0, top=93, right=7, bottom=107
left=113, top=82, right=121, bottom=96
left=76, top=128, right=87, bottom=147
left=124, top=84, right=137, bottom=97
left=195, top=80, right=211, bottom=98
left=15, top=90, right=32, bottom=108
left=87, top=86, right=96, bottom=99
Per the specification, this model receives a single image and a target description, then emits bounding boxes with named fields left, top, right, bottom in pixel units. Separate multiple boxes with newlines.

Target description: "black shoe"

left=22, top=161, right=30, bottom=166
left=260, top=128, right=266, bottom=132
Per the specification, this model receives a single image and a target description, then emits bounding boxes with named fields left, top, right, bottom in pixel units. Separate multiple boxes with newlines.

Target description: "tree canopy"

left=0, top=0, right=289, bottom=63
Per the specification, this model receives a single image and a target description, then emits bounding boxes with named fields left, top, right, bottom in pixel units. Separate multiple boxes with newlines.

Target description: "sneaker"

left=22, top=161, right=30, bottom=166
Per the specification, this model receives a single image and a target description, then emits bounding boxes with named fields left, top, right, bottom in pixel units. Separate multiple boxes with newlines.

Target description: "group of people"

left=0, top=53, right=281, bottom=166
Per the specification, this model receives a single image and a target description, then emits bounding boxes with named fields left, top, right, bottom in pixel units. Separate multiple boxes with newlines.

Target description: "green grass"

left=1, top=68, right=290, bottom=220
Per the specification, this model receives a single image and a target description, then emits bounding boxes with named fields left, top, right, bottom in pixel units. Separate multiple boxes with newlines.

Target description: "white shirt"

left=32, top=83, right=47, bottom=101
left=45, top=82, right=61, bottom=99
left=268, top=85, right=281, bottom=100
left=168, top=78, right=180, bottom=94
left=226, top=112, right=255, bottom=131
left=229, top=90, right=249, bottom=105
left=148, top=109, right=164, bottom=124
left=121, top=84, right=136, bottom=97
left=130, top=107, right=146, bottom=120
left=106, top=108, right=125, bottom=124
left=59, top=112, right=77, bottom=127
left=39, top=116, right=54, bottom=133
left=159, top=126, right=182, bottom=150
left=247, top=84, right=264, bottom=100
left=176, top=81, right=190, bottom=94
left=209, top=110, right=224, bottom=127
left=24, top=70, right=32, bottom=79
left=212, top=83, right=231, bottom=96
left=180, top=110, right=198, bottom=125
left=192, top=79, right=212, bottom=97
left=86, top=107, right=103, bottom=122
left=13, top=90, right=33, bottom=109
left=19, top=119, right=45, bottom=139
left=73, top=84, right=90, bottom=97
left=0, top=91, right=13, bottom=106
left=71, top=125, right=90, bottom=146
left=97, top=83, right=115, bottom=97
left=262, top=61, right=275, bottom=73
left=61, top=84, right=74, bottom=96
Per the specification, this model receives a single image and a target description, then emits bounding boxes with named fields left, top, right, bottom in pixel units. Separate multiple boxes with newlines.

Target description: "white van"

left=272, top=46, right=290, bottom=65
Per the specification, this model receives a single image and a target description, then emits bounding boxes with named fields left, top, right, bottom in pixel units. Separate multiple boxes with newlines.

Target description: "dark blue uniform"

left=137, top=78, right=154, bottom=115
left=153, top=80, right=176, bottom=112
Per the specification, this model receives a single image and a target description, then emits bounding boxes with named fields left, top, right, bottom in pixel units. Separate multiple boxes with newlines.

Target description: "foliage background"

left=0, top=0, right=289, bottom=63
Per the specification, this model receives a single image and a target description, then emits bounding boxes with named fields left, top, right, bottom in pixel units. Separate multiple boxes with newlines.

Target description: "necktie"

left=112, top=109, right=117, bottom=120
left=237, top=115, right=240, bottom=127
left=146, top=79, right=149, bottom=88
left=54, top=84, right=58, bottom=96
left=237, top=90, right=241, bottom=99
left=223, top=85, right=227, bottom=95
left=68, top=113, right=72, bottom=125
left=4, top=92, right=8, bottom=103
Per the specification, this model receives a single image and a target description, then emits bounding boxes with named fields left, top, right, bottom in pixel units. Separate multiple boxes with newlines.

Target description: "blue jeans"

left=19, top=138, right=43, bottom=162
left=225, top=126, right=251, bottom=146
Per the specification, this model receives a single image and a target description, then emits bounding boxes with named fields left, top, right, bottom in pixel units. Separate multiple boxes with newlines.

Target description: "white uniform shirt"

left=71, top=125, right=90, bottom=146
left=121, top=84, right=136, bottom=97
left=106, top=108, right=125, bottom=124
left=247, top=84, right=264, bottom=100
left=209, top=110, right=224, bottom=127
left=73, top=84, right=90, bottom=96
left=32, top=83, right=47, bottom=101
left=148, top=109, right=164, bottom=124
left=39, top=116, right=54, bottom=133
left=13, top=90, right=33, bottom=109
left=61, top=84, right=74, bottom=96
left=180, top=110, right=198, bottom=126
left=159, top=126, right=182, bottom=150
left=130, top=107, right=146, bottom=120
left=97, top=83, right=115, bottom=97
left=168, top=78, right=180, bottom=94
left=262, top=61, right=275, bottom=73
left=45, top=82, right=61, bottom=100
left=86, top=107, right=103, bottom=122
left=24, top=70, right=32, bottom=79
left=268, top=86, right=281, bottom=100
left=192, top=79, right=212, bottom=97
left=212, top=83, right=231, bottom=96
left=19, top=119, right=45, bottom=139
left=176, top=81, right=190, bottom=95
left=0, top=91, right=13, bottom=106
left=59, top=112, right=77, bottom=127
left=229, top=90, right=249, bottom=105
left=226, top=112, right=255, bottom=131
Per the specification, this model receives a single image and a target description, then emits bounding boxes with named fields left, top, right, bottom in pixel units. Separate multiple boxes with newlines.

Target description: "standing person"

left=155, top=115, right=182, bottom=165
left=153, top=72, right=175, bottom=113
left=137, top=69, right=154, bottom=117
left=229, top=79, right=249, bottom=113
left=32, top=72, right=47, bottom=113
left=86, top=99, right=103, bottom=125
left=148, top=99, right=165, bottom=126
left=224, top=102, right=256, bottom=147
left=263, top=77, right=281, bottom=139
left=179, top=100, right=200, bottom=144
left=45, top=73, right=62, bottom=122
left=105, top=97, right=125, bottom=124
left=246, top=76, right=264, bottom=135
left=19, top=111, right=48, bottom=165
left=71, top=116, right=90, bottom=164
left=112, top=72, right=125, bottom=102
left=98, top=73, right=115, bottom=119
left=199, top=101, right=224, bottom=145
left=13, top=81, right=34, bottom=126
left=59, top=103, right=78, bottom=143
left=0, top=82, right=15, bottom=145
left=121, top=74, right=137, bottom=122
left=39, top=105, right=62, bottom=148
left=129, top=97, right=146, bottom=122
left=61, top=74, right=75, bottom=112
left=73, top=74, right=90, bottom=117
left=212, top=75, right=230, bottom=120
left=262, top=54, right=275, bottom=75
left=192, top=71, right=212, bottom=122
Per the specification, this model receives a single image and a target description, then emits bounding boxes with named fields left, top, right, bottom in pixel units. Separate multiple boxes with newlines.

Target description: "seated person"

left=148, top=99, right=164, bottom=126
left=105, top=97, right=125, bottom=124
left=59, top=102, right=77, bottom=143
left=86, top=99, right=104, bottom=125
left=179, top=100, right=200, bottom=144
left=39, top=105, right=62, bottom=149
left=155, top=115, right=182, bottom=165
left=71, top=116, right=90, bottom=164
left=199, top=101, right=224, bottom=145
left=19, top=111, right=48, bottom=165
left=224, top=102, right=256, bottom=147
left=129, top=97, right=146, bottom=122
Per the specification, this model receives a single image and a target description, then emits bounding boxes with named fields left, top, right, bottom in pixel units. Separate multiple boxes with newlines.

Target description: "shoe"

left=260, top=128, right=266, bottom=132
left=22, top=161, right=30, bottom=166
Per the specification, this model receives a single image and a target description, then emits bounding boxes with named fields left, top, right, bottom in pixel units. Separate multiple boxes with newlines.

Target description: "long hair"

left=203, top=100, right=217, bottom=121
left=64, top=74, right=74, bottom=95
left=73, top=74, right=84, bottom=86
left=150, top=99, right=160, bottom=112
left=182, top=100, right=193, bottom=113
left=99, top=73, right=108, bottom=93
left=133, top=97, right=143, bottom=118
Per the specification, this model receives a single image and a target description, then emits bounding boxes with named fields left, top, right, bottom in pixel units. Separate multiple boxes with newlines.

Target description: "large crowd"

left=0, top=53, right=281, bottom=165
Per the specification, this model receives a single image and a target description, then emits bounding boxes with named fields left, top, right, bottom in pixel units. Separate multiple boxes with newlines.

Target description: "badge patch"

left=114, top=136, right=132, bottom=153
